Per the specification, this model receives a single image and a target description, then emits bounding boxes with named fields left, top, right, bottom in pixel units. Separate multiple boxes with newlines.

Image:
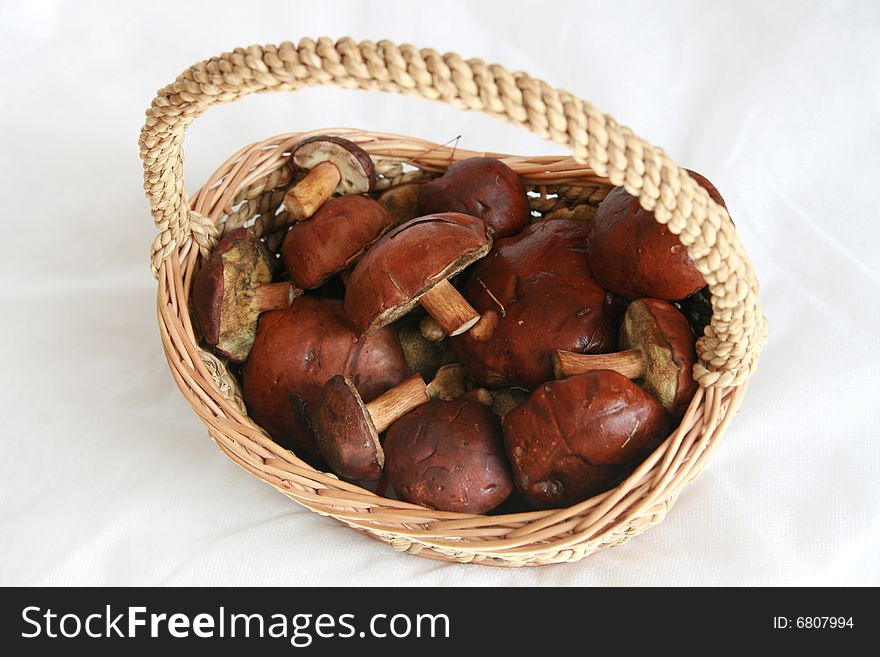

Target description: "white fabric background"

left=1, top=0, right=878, bottom=586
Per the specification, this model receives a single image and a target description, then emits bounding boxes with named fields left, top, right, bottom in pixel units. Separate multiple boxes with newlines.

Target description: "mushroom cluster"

left=191, top=138, right=726, bottom=513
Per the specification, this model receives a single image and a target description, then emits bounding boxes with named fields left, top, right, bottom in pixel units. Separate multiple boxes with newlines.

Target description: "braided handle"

left=139, top=37, right=766, bottom=388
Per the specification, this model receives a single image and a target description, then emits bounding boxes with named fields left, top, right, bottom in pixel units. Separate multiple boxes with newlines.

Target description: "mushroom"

left=283, top=136, right=376, bottom=221
left=344, top=213, right=493, bottom=338
left=281, top=195, right=398, bottom=289
left=451, top=219, right=621, bottom=389
left=418, top=157, right=530, bottom=238
left=384, top=398, right=514, bottom=513
left=241, top=297, right=409, bottom=460
left=585, top=169, right=727, bottom=301
left=192, top=228, right=300, bottom=363
left=312, top=374, right=430, bottom=481
left=377, top=182, right=424, bottom=223
left=552, top=298, right=697, bottom=417
left=311, top=364, right=475, bottom=481
left=503, top=371, right=670, bottom=509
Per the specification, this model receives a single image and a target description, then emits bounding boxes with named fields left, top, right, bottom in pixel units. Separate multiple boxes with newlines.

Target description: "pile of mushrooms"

left=190, top=137, right=727, bottom=512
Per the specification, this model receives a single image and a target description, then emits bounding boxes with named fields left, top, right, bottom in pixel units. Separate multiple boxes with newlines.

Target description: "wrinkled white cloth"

left=1, top=0, right=878, bottom=586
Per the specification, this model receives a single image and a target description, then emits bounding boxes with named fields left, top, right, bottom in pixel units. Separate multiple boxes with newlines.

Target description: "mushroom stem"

left=418, top=279, right=481, bottom=337
left=249, top=281, right=301, bottom=313
left=552, top=348, right=647, bottom=380
left=284, top=161, right=342, bottom=221
left=419, top=309, right=498, bottom=343
left=365, top=374, right=430, bottom=434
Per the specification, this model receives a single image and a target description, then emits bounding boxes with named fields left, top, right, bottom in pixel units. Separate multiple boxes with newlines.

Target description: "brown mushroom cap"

left=620, top=298, right=697, bottom=417
left=290, top=135, right=376, bottom=195
left=241, top=297, right=409, bottom=459
left=281, top=195, right=398, bottom=289
left=344, top=213, right=492, bottom=335
left=418, top=157, right=530, bottom=238
left=312, top=375, right=383, bottom=481
left=585, top=170, right=727, bottom=301
left=384, top=399, right=513, bottom=513
left=503, top=371, right=669, bottom=509
left=192, top=228, right=284, bottom=363
left=451, top=220, right=621, bottom=389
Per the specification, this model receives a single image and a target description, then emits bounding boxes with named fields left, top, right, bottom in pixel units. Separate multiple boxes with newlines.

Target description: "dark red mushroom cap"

left=241, top=297, right=408, bottom=459
left=281, top=195, right=398, bottom=289
left=385, top=399, right=513, bottom=513
left=502, top=371, right=669, bottom=509
left=344, top=213, right=492, bottom=335
left=312, top=376, right=383, bottom=481
left=418, top=157, right=530, bottom=238
left=585, top=170, right=727, bottom=301
left=452, top=220, right=621, bottom=389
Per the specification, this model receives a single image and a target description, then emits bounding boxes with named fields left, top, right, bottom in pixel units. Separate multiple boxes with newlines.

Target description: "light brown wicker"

left=139, top=38, right=767, bottom=567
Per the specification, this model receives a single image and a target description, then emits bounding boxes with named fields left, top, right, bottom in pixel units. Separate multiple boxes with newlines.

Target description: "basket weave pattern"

left=139, top=39, right=766, bottom=566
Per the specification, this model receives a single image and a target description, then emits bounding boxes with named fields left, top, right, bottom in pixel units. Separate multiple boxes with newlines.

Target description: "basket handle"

left=139, top=37, right=765, bottom=388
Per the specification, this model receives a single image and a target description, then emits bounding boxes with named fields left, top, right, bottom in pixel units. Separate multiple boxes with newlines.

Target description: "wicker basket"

left=139, top=38, right=767, bottom=567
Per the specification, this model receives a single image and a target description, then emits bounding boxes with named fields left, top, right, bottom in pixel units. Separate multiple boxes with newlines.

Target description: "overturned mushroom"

left=385, top=398, right=514, bottom=513
left=241, top=297, right=409, bottom=460
left=552, top=298, right=697, bottom=417
left=451, top=219, right=621, bottom=389
left=344, top=213, right=493, bottom=338
left=312, top=374, right=430, bottom=482
left=418, top=157, right=530, bottom=238
left=283, top=136, right=376, bottom=221
left=585, top=170, right=727, bottom=301
left=192, top=228, right=299, bottom=363
left=503, top=371, right=670, bottom=509
left=281, top=195, right=398, bottom=289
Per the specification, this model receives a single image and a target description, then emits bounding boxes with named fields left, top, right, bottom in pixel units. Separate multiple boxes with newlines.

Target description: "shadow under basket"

left=140, top=38, right=767, bottom=567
